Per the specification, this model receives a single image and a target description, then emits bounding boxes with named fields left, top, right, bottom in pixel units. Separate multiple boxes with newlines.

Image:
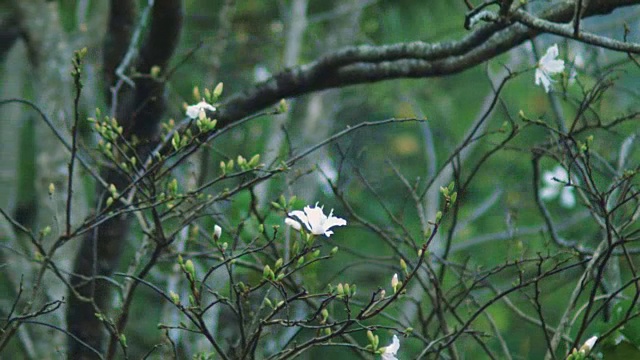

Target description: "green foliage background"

left=2, top=0, right=640, bottom=359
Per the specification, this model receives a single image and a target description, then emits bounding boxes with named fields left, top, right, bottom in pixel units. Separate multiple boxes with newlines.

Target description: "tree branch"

left=215, top=0, right=640, bottom=128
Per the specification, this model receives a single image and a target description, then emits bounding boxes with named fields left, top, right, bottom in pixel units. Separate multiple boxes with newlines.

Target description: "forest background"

left=2, top=0, right=640, bottom=359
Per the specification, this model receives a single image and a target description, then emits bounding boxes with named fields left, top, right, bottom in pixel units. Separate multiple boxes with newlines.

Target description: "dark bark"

left=0, top=14, right=20, bottom=61
left=66, top=1, right=183, bottom=359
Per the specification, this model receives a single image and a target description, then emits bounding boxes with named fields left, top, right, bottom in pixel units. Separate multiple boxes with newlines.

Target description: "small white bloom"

left=380, top=335, right=400, bottom=360
left=568, top=54, right=585, bottom=85
left=580, top=336, right=598, bottom=352
left=186, top=100, right=216, bottom=119
left=540, top=165, right=575, bottom=208
left=213, top=225, right=222, bottom=240
left=535, top=44, right=565, bottom=93
left=284, top=217, right=302, bottom=231
left=391, top=273, right=399, bottom=290
left=288, top=203, right=346, bottom=237
left=253, top=65, right=271, bottom=82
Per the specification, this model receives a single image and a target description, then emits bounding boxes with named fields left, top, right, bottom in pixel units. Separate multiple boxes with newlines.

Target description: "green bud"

left=171, top=132, right=181, bottom=151
left=367, top=330, right=375, bottom=344
left=263, top=265, right=272, bottom=279
left=321, top=309, right=329, bottom=321
left=213, top=82, right=224, bottom=100
left=150, top=65, right=161, bottom=78
left=41, top=226, right=52, bottom=237
left=330, top=246, right=339, bottom=256
left=297, top=256, right=305, bottom=266
left=248, top=154, right=261, bottom=167
left=275, top=258, right=283, bottom=269
left=435, top=211, right=442, bottom=223
left=169, top=291, right=180, bottom=305
left=277, top=99, right=288, bottom=113
left=185, top=260, right=196, bottom=279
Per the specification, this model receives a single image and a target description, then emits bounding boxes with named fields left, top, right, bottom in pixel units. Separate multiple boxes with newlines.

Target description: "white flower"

left=580, top=336, right=598, bottom=352
left=186, top=100, right=216, bottom=119
left=535, top=44, right=565, bottom=93
left=540, top=165, right=575, bottom=208
left=380, top=335, right=400, bottom=360
left=253, top=65, right=271, bottom=82
left=391, top=273, right=399, bottom=290
left=213, top=225, right=222, bottom=240
left=284, top=217, right=302, bottom=231
left=288, top=203, right=346, bottom=237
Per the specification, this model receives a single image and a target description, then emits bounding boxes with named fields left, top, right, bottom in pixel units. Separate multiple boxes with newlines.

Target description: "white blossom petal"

left=552, top=166, right=569, bottom=183
left=540, top=186, right=558, bottom=200
left=381, top=335, right=400, bottom=360
left=285, top=217, right=302, bottom=231
left=289, top=210, right=312, bottom=231
left=581, top=336, right=597, bottom=352
left=560, top=188, right=576, bottom=208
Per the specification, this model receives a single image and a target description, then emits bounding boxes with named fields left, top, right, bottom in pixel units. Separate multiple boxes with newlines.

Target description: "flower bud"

left=213, top=225, right=222, bottom=241
left=169, top=291, right=180, bottom=305
left=391, top=273, right=399, bottom=292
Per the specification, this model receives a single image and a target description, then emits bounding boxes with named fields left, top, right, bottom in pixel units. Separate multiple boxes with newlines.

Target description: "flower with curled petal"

left=380, top=335, right=400, bottom=360
left=287, top=203, right=346, bottom=237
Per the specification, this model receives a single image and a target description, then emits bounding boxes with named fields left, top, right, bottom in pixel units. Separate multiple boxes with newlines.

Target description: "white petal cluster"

left=186, top=100, right=216, bottom=119
left=535, top=44, right=565, bottom=93
left=287, top=203, right=346, bottom=237
left=540, top=165, right=575, bottom=208
left=380, top=335, right=400, bottom=360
